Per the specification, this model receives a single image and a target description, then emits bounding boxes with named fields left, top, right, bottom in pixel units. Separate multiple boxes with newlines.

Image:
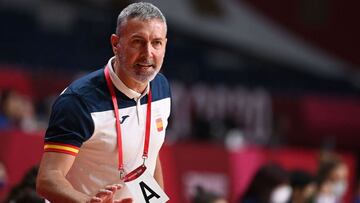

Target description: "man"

left=36, top=2, right=170, bottom=202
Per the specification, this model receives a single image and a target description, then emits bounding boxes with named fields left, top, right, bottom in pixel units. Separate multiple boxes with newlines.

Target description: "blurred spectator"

left=6, top=188, right=43, bottom=203
left=0, top=89, right=38, bottom=132
left=4, top=166, right=43, bottom=203
left=288, top=170, right=316, bottom=203
left=0, top=161, right=7, bottom=189
left=240, top=162, right=292, bottom=203
left=314, top=153, right=349, bottom=203
left=0, top=90, right=10, bottom=129
left=192, top=186, right=228, bottom=203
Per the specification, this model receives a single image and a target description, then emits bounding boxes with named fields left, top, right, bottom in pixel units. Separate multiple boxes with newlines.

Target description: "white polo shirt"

left=43, top=57, right=171, bottom=199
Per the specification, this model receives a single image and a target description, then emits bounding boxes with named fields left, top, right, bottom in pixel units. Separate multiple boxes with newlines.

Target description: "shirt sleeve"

left=44, top=93, right=94, bottom=156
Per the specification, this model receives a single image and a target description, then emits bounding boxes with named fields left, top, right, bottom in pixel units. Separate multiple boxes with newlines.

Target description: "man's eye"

left=131, top=39, right=143, bottom=46
left=152, top=41, right=162, bottom=48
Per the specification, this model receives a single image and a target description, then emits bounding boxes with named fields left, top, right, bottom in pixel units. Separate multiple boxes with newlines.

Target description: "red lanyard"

left=104, top=66, right=152, bottom=177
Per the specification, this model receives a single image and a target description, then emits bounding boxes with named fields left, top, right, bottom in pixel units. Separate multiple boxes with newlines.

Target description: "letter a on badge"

left=140, top=181, right=160, bottom=203
left=124, top=167, right=169, bottom=202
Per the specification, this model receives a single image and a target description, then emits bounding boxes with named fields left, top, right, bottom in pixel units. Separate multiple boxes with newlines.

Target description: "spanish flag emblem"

left=156, top=118, right=163, bottom=132
left=44, top=142, right=79, bottom=156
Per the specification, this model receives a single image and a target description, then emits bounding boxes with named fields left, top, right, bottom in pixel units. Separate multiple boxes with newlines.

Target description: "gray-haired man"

left=37, top=2, right=170, bottom=202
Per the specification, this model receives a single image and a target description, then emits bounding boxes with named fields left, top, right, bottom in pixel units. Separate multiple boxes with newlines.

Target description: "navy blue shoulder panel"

left=65, top=69, right=113, bottom=113
left=141, top=73, right=171, bottom=105
left=64, top=68, right=138, bottom=112
left=45, top=93, right=95, bottom=147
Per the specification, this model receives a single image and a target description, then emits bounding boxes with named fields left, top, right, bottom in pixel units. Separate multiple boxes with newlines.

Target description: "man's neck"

left=113, top=60, right=147, bottom=94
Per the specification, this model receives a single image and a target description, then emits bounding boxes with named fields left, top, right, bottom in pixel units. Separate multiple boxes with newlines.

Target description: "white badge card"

left=124, top=165, right=169, bottom=203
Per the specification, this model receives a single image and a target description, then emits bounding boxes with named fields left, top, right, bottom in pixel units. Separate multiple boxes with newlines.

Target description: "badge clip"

left=142, top=155, right=147, bottom=166
left=119, top=168, right=126, bottom=180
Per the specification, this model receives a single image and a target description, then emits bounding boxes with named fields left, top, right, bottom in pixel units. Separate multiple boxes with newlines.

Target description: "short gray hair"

left=116, top=2, right=167, bottom=35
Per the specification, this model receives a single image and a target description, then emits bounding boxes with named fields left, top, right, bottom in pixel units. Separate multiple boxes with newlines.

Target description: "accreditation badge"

left=123, top=165, right=169, bottom=203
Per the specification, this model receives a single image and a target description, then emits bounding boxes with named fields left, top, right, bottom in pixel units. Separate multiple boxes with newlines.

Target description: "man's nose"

left=141, top=43, right=153, bottom=58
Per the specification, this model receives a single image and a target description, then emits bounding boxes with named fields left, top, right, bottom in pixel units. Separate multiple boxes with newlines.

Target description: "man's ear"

left=110, top=34, right=120, bottom=54
left=164, top=38, right=168, bottom=49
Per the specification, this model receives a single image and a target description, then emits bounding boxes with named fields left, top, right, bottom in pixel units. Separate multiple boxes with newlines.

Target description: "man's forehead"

left=120, top=18, right=167, bottom=37
left=121, top=18, right=166, bottom=30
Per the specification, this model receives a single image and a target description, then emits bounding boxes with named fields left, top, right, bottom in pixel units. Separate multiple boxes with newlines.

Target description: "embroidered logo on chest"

left=120, top=115, right=130, bottom=124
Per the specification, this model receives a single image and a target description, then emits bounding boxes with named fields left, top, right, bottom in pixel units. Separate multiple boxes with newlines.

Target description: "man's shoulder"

left=63, top=68, right=105, bottom=97
left=59, top=68, right=110, bottom=113
left=152, top=73, right=170, bottom=88
left=151, top=73, right=171, bottom=101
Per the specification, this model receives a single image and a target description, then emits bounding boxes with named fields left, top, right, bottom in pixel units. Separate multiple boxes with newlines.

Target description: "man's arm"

left=37, top=152, right=131, bottom=203
left=36, top=152, right=90, bottom=203
left=154, top=156, right=164, bottom=189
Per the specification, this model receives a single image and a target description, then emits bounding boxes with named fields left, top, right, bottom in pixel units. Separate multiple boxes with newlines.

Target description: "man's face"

left=112, top=18, right=167, bottom=84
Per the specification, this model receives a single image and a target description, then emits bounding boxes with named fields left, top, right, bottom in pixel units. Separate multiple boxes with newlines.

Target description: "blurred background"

left=0, top=0, right=359, bottom=202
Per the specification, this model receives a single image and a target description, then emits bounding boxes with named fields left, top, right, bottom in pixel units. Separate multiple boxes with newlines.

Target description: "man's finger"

left=114, top=183, right=123, bottom=190
left=87, top=196, right=102, bottom=203
left=104, top=185, right=117, bottom=193
left=96, top=188, right=113, bottom=196
left=105, top=184, right=122, bottom=191
left=114, top=198, right=133, bottom=203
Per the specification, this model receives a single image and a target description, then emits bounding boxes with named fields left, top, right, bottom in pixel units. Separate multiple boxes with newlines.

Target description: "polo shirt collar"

left=107, top=57, right=149, bottom=100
